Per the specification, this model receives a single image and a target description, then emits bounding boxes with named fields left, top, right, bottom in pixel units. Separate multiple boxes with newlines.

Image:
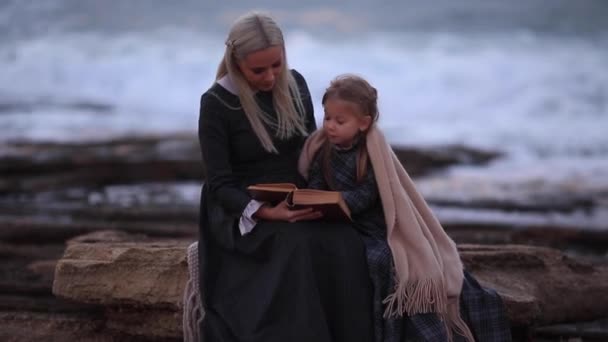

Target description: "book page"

left=288, top=190, right=351, bottom=221
left=247, top=183, right=297, bottom=191
left=292, top=189, right=341, bottom=205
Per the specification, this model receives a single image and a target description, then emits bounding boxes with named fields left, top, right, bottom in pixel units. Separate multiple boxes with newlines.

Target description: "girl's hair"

left=216, top=12, right=308, bottom=153
left=320, top=74, right=379, bottom=188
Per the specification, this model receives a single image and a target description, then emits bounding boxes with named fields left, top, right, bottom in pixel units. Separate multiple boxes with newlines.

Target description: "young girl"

left=299, top=75, right=511, bottom=342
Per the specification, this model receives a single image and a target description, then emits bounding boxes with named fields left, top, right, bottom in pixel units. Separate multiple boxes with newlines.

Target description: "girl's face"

left=237, top=46, right=283, bottom=92
left=323, top=98, right=372, bottom=148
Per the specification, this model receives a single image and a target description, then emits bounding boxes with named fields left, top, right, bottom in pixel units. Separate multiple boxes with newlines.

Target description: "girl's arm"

left=306, top=158, right=327, bottom=190
left=341, top=165, right=380, bottom=215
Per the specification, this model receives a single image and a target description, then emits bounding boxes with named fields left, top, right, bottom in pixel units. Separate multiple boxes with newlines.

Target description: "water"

left=1, top=0, right=608, bottom=217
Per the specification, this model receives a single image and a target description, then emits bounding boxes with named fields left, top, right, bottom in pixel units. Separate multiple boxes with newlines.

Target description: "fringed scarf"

left=298, top=127, right=475, bottom=342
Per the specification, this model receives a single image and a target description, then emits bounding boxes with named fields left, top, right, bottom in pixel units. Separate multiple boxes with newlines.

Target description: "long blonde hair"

left=216, top=12, right=308, bottom=153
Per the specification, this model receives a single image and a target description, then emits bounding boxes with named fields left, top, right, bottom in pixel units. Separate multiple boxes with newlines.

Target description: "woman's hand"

left=254, top=200, right=323, bottom=222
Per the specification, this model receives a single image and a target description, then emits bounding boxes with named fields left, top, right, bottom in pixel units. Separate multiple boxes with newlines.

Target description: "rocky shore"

left=1, top=134, right=607, bottom=341
left=50, top=233, right=608, bottom=341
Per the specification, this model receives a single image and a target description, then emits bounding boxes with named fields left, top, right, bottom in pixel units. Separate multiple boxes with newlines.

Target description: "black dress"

left=197, top=70, right=374, bottom=342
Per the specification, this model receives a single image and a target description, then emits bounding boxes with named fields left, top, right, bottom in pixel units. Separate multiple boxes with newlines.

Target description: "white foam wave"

left=1, top=30, right=607, bottom=159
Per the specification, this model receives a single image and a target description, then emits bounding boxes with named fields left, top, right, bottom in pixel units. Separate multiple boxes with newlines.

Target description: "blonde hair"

left=216, top=12, right=308, bottom=153
left=321, top=74, right=379, bottom=187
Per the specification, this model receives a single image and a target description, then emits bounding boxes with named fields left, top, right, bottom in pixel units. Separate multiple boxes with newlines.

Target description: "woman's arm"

left=199, top=93, right=251, bottom=216
left=200, top=92, right=321, bottom=225
left=238, top=200, right=265, bottom=235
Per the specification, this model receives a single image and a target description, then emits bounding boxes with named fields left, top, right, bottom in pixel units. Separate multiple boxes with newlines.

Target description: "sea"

left=1, top=0, right=608, bottom=228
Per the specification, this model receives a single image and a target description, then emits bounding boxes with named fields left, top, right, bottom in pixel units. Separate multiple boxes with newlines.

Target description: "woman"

left=196, top=12, right=374, bottom=342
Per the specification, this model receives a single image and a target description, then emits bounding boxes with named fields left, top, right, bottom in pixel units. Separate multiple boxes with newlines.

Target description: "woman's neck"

left=217, top=74, right=238, bottom=94
left=217, top=74, right=271, bottom=96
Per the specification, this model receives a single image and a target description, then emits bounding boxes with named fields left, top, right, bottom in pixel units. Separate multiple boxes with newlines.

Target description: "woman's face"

left=323, top=98, right=372, bottom=148
left=237, top=46, right=283, bottom=92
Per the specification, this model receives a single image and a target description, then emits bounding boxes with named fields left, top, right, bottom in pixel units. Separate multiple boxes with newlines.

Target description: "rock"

left=459, top=244, right=608, bottom=327
left=0, top=242, right=95, bottom=315
left=0, top=215, right=196, bottom=244
left=52, top=239, right=608, bottom=340
left=0, top=243, right=65, bottom=302
left=0, top=311, right=109, bottom=342
left=0, top=136, right=500, bottom=192
left=444, top=222, right=608, bottom=262
left=26, top=260, right=57, bottom=285
left=52, top=238, right=190, bottom=339
left=53, top=240, right=190, bottom=308
left=428, top=196, right=595, bottom=214
left=393, top=144, right=501, bottom=177
left=105, top=308, right=182, bottom=340
left=0, top=134, right=200, bottom=174
left=532, top=318, right=608, bottom=340
left=0, top=242, right=66, bottom=260
left=0, top=135, right=202, bottom=193
left=67, top=230, right=148, bottom=245
left=0, top=294, right=97, bottom=313
left=416, top=170, right=608, bottom=257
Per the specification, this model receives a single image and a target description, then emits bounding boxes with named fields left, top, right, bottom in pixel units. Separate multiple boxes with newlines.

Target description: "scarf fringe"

left=382, top=279, right=447, bottom=318
left=382, top=280, right=476, bottom=342
left=183, top=242, right=204, bottom=342
left=443, top=297, right=476, bottom=342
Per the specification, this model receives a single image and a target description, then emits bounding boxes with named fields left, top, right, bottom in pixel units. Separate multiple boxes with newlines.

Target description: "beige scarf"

left=298, top=127, right=475, bottom=342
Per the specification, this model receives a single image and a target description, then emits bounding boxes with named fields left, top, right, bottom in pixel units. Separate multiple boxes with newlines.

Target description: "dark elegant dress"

left=308, top=142, right=512, bottom=342
left=197, top=70, right=374, bottom=342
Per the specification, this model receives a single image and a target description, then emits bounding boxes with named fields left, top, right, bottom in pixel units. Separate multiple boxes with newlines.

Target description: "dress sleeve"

left=238, top=199, right=265, bottom=235
left=198, top=93, right=252, bottom=216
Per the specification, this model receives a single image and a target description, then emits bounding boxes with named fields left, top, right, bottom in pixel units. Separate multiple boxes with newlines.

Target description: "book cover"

left=246, top=183, right=352, bottom=222
left=247, top=183, right=298, bottom=204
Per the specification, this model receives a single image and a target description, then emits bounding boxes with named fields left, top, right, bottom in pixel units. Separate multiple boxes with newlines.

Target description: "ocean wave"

left=0, top=30, right=607, bottom=159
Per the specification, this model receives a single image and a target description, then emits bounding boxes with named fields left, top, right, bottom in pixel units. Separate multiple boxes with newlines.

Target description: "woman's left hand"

left=254, top=200, right=323, bottom=222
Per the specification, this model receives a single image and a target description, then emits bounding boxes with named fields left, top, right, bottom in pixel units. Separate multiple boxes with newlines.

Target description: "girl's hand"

left=254, top=200, right=323, bottom=222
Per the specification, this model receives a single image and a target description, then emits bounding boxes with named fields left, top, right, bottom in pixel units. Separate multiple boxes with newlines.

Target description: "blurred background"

left=2, top=1, right=608, bottom=340
left=2, top=0, right=608, bottom=228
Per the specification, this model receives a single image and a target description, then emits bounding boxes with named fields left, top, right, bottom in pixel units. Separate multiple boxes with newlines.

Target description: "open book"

left=247, top=183, right=352, bottom=222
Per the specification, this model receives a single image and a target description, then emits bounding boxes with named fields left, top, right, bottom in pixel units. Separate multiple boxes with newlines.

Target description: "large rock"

left=0, top=242, right=67, bottom=312
left=0, top=135, right=202, bottom=193
left=0, top=215, right=196, bottom=244
left=446, top=223, right=608, bottom=263
left=52, top=237, right=190, bottom=340
left=392, top=144, right=500, bottom=177
left=53, top=240, right=190, bottom=308
left=52, top=236, right=608, bottom=340
left=0, top=311, right=109, bottom=342
left=459, top=244, right=608, bottom=326
left=0, top=136, right=499, bottom=193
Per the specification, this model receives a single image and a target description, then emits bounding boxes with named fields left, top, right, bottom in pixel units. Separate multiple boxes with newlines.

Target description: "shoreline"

left=1, top=134, right=607, bottom=340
